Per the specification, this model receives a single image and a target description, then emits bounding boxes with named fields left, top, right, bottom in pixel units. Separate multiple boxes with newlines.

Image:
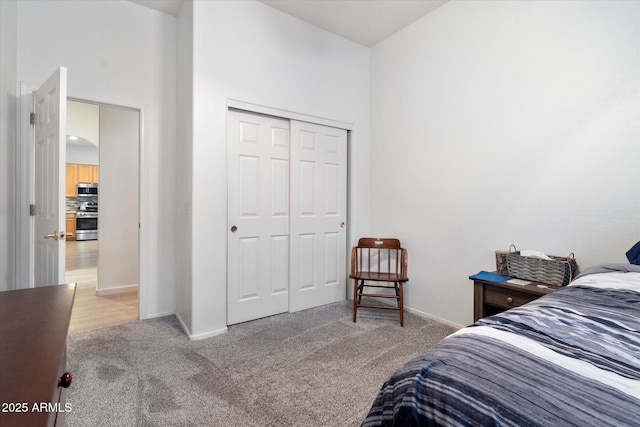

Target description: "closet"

left=227, top=109, right=347, bottom=325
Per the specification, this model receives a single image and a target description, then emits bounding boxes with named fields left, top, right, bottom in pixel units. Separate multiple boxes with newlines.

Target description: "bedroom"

left=2, top=0, right=637, bottom=336
left=0, top=0, right=637, bottom=422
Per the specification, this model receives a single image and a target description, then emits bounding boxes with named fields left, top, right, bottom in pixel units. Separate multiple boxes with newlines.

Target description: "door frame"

left=17, top=84, right=147, bottom=319
left=226, top=99, right=356, bottom=317
left=68, top=98, right=141, bottom=298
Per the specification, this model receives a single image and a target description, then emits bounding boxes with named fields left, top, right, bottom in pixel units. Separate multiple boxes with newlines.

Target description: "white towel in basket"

left=521, top=250, right=553, bottom=261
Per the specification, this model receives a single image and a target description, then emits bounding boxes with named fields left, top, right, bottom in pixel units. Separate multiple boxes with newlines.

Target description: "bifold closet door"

left=227, top=110, right=290, bottom=325
left=289, top=120, right=347, bottom=312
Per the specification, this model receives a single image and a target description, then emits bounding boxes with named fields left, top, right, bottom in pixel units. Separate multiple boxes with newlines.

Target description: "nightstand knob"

left=507, top=296, right=514, bottom=305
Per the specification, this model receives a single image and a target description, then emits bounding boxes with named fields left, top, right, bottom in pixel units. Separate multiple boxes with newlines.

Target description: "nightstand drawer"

left=484, top=286, right=533, bottom=309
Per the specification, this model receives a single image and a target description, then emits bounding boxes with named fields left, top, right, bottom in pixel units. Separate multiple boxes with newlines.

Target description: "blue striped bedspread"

left=362, top=271, right=640, bottom=426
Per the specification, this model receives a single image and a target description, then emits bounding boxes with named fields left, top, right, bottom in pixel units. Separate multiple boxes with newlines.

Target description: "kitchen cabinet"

left=65, top=213, right=76, bottom=241
left=66, top=163, right=99, bottom=197
left=77, top=164, right=99, bottom=184
left=65, top=164, right=78, bottom=197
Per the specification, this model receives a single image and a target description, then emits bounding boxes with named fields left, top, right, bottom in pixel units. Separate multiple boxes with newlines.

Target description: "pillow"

left=626, top=241, right=640, bottom=265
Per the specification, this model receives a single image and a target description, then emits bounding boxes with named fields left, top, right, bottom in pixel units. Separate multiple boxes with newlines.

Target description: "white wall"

left=67, top=100, right=99, bottom=164
left=97, top=104, right=139, bottom=294
left=182, top=0, right=371, bottom=338
left=370, top=0, right=640, bottom=327
left=16, top=0, right=176, bottom=318
left=67, top=100, right=99, bottom=146
left=0, top=0, right=17, bottom=291
left=67, top=145, right=99, bottom=165
left=175, top=0, right=194, bottom=331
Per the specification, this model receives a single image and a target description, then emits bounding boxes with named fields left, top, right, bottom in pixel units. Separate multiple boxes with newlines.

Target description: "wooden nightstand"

left=471, top=277, right=561, bottom=321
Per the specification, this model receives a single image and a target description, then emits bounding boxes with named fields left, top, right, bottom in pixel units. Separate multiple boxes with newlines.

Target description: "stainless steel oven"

left=76, top=211, right=98, bottom=241
left=76, top=199, right=98, bottom=241
left=76, top=183, right=98, bottom=240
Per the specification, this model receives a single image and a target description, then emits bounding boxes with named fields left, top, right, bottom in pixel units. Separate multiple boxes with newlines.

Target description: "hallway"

left=66, top=240, right=138, bottom=333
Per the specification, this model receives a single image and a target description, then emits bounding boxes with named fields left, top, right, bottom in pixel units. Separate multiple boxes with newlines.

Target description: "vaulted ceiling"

left=128, top=0, right=448, bottom=47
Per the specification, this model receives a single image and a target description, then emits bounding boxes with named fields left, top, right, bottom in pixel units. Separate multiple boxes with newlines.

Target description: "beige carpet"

left=66, top=301, right=456, bottom=426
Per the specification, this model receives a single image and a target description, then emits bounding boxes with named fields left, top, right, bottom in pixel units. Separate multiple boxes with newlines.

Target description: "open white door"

left=34, top=67, right=67, bottom=286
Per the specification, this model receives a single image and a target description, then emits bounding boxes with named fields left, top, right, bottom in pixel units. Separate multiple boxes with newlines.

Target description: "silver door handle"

left=44, top=231, right=65, bottom=240
left=44, top=231, right=59, bottom=240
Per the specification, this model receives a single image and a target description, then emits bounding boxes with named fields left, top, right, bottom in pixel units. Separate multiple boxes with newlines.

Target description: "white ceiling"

left=128, top=0, right=448, bottom=47
left=129, top=0, right=182, bottom=17
left=258, top=0, right=447, bottom=47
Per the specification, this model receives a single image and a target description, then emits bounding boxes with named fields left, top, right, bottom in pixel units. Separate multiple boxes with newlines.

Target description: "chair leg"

left=353, top=280, right=359, bottom=323
left=398, top=282, right=404, bottom=327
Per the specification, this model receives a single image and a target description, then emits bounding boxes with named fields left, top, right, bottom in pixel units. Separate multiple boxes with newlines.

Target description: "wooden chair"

left=351, top=238, right=409, bottom=326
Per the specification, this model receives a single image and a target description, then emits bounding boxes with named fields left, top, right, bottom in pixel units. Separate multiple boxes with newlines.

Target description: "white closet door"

left=227, top=110, right=290, bottom=325
left=289, top=120, right=347, bottom=312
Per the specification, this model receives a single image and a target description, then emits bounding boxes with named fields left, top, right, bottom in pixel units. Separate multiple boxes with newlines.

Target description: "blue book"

left=469, top=270, right=509, bottom=283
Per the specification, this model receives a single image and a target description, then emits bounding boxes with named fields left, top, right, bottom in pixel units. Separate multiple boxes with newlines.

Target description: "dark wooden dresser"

left=0, top=284, right=76, bottom=427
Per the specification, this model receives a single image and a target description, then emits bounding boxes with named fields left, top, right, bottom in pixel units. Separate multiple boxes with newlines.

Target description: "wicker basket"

left=506, top=250, right=578, bottom=286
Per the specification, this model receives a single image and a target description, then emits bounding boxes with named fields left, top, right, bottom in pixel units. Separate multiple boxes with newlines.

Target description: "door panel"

left=240, top=155, right=259, bottom=216
left=34, top=67, right=67, bottom=287
left=297, top=234, right=315, bottom=290
left=227, top=110, right=290, bottom=325
left=298, top=161, right=316, bottom=214
left=324, top=232, right=339, bottom=285
left=289, top=121, right=347, bottom=312
left=270, top=235, right=289, bottom=294
left=325, top=163, right=339, bottom=214
left=271, top=159, right=288, bottom=216
left=239, top=237, right=259, bottom=299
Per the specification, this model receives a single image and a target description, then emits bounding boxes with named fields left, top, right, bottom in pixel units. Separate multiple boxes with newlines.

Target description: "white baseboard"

left=354, top=296, right=464, bottom=330
left=189, top=326, right=228, bottom=341
left=175, top=312, right=191, bottom=336
left=403, top=305, right=464, bottom=330
left=145, top=310, right=175, bottom=319
left=95, top=284, right=138, bottom=296
left=175, top=312, right=228, bottom=341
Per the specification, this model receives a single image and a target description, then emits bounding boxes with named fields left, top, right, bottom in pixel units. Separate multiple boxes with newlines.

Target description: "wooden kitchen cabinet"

left=77, top=164, right=98, bottom=184
left=65, top=164, right=78, bottom=197
left=65, top=213, right=76, bottom=241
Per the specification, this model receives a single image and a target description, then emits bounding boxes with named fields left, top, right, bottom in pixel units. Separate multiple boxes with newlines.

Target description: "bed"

left=362, top=263, right=640, bottom=426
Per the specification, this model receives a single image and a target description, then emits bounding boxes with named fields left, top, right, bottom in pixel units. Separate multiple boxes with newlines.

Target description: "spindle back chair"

left=350, top=238, right=409, bottom=326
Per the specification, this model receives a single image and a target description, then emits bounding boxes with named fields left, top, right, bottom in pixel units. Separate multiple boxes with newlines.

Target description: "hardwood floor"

left=66, top=240, right=138, bottom=333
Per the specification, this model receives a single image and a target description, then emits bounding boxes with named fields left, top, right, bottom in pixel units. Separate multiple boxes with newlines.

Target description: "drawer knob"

left=506, top=296, right=514, bottom=305
left=58, top=372, right=72, bottom=388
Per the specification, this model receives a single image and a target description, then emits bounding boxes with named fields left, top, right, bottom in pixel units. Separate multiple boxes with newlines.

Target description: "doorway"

left=65, top=99, right=140, bottom=332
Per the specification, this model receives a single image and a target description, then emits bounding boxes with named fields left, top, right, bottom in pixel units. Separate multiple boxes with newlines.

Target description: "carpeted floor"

left=66, top=301, right=456, bottom=426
